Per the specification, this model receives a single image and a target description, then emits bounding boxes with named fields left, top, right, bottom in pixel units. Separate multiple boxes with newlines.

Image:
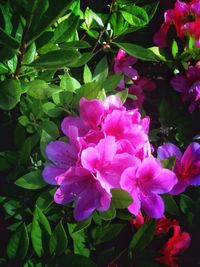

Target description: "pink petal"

left=45, top=141, right=77, bottom=169
left=141, top=194, right=164, bottom=218
left=42, top=165, right=66, bottom=185
left=157, top=143, right=182, bottom=161
left=79, top=98, right=104, bottom=129
left=170, top=74, right=190, bottom=93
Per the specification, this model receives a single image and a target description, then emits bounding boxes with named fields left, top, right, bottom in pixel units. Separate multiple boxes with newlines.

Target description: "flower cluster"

left=42, top=95, right=179, bottom=221
left=131, top=213, right=191, bottom=267
left=154, top=0, right=200, bottom=48
left=114, top=49, right=156, bottom=109
left=171, top=63, right=200, bottom=112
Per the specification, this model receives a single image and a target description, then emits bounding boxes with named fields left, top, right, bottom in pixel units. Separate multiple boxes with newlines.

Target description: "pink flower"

left=54, top=167, right=111, bottom=221
left=121, top=158, right=177, bottom=218
left=81, top=136, right=140, bottom=192
left=154, top=0, right=200, bottom=48
left=156, top=225, right=191, bottom=267
left=114, top=49, right=138, bottom=88
left=158, top=142, right=200, bottom=194
left=171, top=64, right=200, bottom=112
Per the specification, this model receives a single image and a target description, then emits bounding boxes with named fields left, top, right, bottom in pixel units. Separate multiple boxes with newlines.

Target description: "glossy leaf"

left=111, top=189, right=133, bottom=209
left=0, top=79, right=21, bottom=110
left=15, top=170, right=46, bottom=190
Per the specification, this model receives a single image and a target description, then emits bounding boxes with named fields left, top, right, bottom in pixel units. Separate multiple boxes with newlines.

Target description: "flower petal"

left=45, top=141, right=77, bottom=168
left=141, top=194, right=164, bottom=218
left=42, top=165, right=66, bottom=185
left=157, top=143, right=182, bottom=161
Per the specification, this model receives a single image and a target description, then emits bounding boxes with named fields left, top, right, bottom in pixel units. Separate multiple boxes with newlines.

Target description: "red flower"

left=156, top=225, right=191, bottom=267
left=154, top=0, right=200, bottom=48
left=155, top=217, right=179, bottom=236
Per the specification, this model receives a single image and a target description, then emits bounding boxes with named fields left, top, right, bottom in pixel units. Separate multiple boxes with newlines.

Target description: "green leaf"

left=0, top=27, right=20, bottom=49
left=23, top=42, right=36, bottom=64
left=69, top=52, right=93, bottom=68
left=0, top=79, right=21, bottom=111
left=162, top=194, right=180, bottom=216
left=111, top=189, right=133, bottom=209
left=102, top=73, right=123, bottom=92
left=51, top=14, right=80, bottom=43
left=143, top=2, right=159, bottom=21
left=50, top=221, right=68, bottom=255
left=93, top=56, right=108, bottom=82
left=31, top=206, right=52, bottom=257
left=115, top=89, right=129, bottom=103
left=30, top=49, right=81, bottom=68
left=60, top=73, right=81, bottom=92
left=42, top=102, right=63, bottom=117
left=27, top=0, right=74, bottom=43
left=120, top=6, right=148, bottom=26
left=73, top=82, right=103, bottom=107
left=172, top=40, right=178, bottom=58
left=115, top=42, right=157, bottom=61
left=73, top=216, right=92, bottom=233
left=19, top=138, right=32, bottom=164
left=99, top=207, right=116, bottom=221
left=60, top=40, right=91, bottom=50
left=129, top=220, right=156, bottom=253
left=180, top=194, right=194, bottom=214
left=92, top=223, right=125, bottom=245
left=7, top=223, right=29, bottom=259
left=83, top=64, right=92, bottom=83
left=161, top=156, right=176, bottom=170
left=40, top=120, right=59, bottom=159
left=26, top=80, right=61, bottom=100
left=15, top=170, right=46, bottom=190
left=68, top=223, right=90, bottom=257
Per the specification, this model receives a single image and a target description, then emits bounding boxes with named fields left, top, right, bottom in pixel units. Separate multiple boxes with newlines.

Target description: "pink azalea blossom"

left=158, top=142, right=200, bottom=194
left=54, top=167, right=111, bottom=221
left=154, top=0, right=200, bottom=48
left=120, top=157, right=177, bottom=218
left=171, top=64, right=200, bottom=112
left=114, top=49, right=138, bottom=88
left=43, top=95, right=170, bottom=221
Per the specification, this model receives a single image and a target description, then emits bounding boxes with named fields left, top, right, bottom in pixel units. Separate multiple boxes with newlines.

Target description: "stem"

left=110, top=248, right=127, bottom=264
left=91, top=0, right=116, bottom=53
left=13, top=0, right=38, bottom=78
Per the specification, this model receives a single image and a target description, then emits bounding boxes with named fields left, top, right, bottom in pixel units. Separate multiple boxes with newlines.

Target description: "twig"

left=13, top=0, right=38, bottom=78
left=91, top=0, right=116, bottom=53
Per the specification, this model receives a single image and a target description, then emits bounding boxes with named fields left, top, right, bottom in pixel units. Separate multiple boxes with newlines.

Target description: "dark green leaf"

left=115, top=42, right=157, bottom=61
left=111, top=189, right=133, bottom=209
left=49, top=254, right=97, bottom=267
left=180, top=194, right=194, bottom=214
left=27, top=0, right=74, bottom=43
left=31, top=206, right=52, bottom=257
left=7, top=223, right=29, bottom=259
left=50, top=221, right=68, bottom=255
left=0, top=79, right=21, bottom=111
left=143, top=2, right=159, bottom=21
left=69, top=52, right=93, bottom=68
left=99, top=207, right=116, bottom=221
left=162, top=194, right=180, bottom=216
left=15, top=170, right=46, bottom=190
left=129, top=220, right=156, bottom=253
left=93, top=56, right=108, bottom=82
left=0, top=27, right=20, bottom=49
left=30, top=49, right=81, bottom=68
left=73, top=216, right=92, bottom=233
left=102, top=73, right=123, bottom=91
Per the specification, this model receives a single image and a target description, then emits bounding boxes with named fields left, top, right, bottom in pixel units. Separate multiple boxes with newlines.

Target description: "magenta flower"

left=158, top=142, right=200, bottom=194
left=81, top=136, right=139, bottom=192
left=121, top=157, right=177, bottom=218
left=154, top=0, right=200, bottom=48
left=54, top=167, right=111, bottom=221
left=114, top=49, right=138, bottom=88
left=171, top=64, right=200, bottom=112
left=42, top=95, right=155, bottom=221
